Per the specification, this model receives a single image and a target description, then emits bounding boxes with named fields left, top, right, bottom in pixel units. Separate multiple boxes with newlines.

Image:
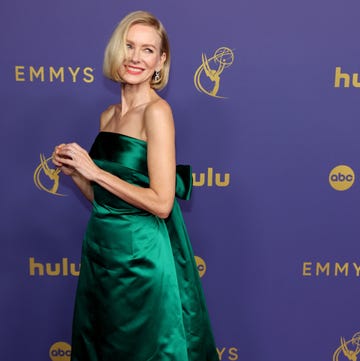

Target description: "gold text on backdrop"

left=15, top=65, right=94, bottom=83
left=302, top=262, right=360, bottom=277
left=334, top=67, right=360, bottom=88
left=192, top=168, right=230, bottom=187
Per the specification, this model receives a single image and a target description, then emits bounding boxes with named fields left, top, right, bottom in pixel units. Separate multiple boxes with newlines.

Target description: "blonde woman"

left=53, top=10, right=218, bottom=361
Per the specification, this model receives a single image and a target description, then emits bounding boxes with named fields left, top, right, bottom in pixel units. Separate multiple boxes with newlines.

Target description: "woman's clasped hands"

left=52, top=143, right=99, bottom=180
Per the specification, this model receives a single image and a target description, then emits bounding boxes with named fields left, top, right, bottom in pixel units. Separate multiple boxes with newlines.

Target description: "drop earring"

left=154, top=71, right=160, bottom=82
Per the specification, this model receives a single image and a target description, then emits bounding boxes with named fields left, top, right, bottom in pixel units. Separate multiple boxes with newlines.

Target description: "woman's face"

left=118, top=23, right=166, bottom=87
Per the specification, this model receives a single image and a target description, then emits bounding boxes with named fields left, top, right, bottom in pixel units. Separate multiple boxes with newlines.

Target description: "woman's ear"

left=159, top=52, right=166, bottom=68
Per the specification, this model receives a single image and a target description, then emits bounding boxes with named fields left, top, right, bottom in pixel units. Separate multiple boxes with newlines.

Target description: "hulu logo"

left=334, top=67, right=360, bottom=88
left=192, top=168, right=230, bottom=187
left=29, top=257, right=80, bottom=276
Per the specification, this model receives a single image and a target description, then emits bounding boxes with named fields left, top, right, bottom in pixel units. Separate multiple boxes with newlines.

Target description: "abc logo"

left=49, top=342, right=71, bottom=361
left=329, top=165, right=355, bottom=191
left=195, top=256, right=207, bottom=278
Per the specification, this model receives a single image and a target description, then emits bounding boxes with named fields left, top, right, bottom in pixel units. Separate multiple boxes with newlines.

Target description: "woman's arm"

left=71, top=172, right=94, bottom=202
left=55, top=100, right=176, bottom=218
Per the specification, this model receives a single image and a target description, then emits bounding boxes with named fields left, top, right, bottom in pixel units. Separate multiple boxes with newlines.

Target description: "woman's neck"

left=120, top=83, right=157, bottom=116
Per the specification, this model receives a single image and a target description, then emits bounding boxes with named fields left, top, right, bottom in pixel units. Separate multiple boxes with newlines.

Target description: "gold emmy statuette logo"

left=195, top=256, right=207, bottom=278
left=333, top=332, right=360, bottom=361
left=194, top=47, right=234, bottom=98
left=329, top=165, right=355, bottom=191
left=49, top=341, right=71, bottom=361
left=33, top=154, right=65, bottom=196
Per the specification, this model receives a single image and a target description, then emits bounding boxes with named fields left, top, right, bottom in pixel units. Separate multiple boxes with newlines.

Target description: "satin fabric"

left=71, top=132, right=218, bottom=361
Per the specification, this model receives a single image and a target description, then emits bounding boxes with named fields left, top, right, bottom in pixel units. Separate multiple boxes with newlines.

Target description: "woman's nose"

left=129, top=48, right=141, bottom=63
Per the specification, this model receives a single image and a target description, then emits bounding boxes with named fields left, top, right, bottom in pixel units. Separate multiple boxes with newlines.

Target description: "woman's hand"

left=52, top=143, right=100, bottom=181
left=52, top=143, right=75, bottom=176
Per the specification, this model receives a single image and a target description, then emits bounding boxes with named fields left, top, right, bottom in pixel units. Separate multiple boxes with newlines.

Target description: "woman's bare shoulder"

left=143, top=98, right=174, bottom=141
left=144, top=98, right=173, bottom=121
left=100, top=104, right=117, bottom=130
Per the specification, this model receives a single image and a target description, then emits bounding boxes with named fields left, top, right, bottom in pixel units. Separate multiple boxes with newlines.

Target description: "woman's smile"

left=126, top=65, right=145, bottom=75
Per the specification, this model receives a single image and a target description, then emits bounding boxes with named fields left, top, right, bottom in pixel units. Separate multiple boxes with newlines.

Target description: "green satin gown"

left=71, top=132, right=218, bottom=361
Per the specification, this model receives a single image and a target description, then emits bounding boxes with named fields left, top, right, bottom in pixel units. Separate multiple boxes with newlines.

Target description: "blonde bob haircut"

left=103, top=10, right=170, bottom=90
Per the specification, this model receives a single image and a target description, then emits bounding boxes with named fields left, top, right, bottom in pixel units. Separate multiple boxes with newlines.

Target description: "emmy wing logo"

left=194, top=47, right=234, bottom=98
left=333, top=332, right=360, bottom=361
left=33, top=154, right=65, bottom=196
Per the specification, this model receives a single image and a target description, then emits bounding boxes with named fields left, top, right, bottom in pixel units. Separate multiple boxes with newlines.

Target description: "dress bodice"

left=89, top=132, right=192, bottom=210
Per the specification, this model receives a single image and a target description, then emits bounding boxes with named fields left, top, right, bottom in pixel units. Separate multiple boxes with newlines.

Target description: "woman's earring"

left=154, top=71, right=161, bottom=82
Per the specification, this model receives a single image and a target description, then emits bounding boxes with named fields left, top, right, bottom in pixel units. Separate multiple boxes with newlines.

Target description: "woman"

left=53, top=10, right=218, bottom=361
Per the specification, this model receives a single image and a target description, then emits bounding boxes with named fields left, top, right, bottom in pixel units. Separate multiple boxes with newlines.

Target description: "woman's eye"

left=126, top=44, right=132, bottom=49
left=144, top=48, right=154, bottom=53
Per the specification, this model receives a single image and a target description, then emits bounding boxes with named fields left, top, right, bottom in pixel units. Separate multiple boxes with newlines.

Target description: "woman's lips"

left=126, top=66, right=144, bottom=75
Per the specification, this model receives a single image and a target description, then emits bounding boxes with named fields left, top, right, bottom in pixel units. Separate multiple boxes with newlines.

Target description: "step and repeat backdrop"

left=2, top=0, right=360, bottom=360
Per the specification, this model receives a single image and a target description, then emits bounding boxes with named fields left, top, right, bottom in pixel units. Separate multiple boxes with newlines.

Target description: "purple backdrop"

left=2, top=1, right=360, bottom=360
